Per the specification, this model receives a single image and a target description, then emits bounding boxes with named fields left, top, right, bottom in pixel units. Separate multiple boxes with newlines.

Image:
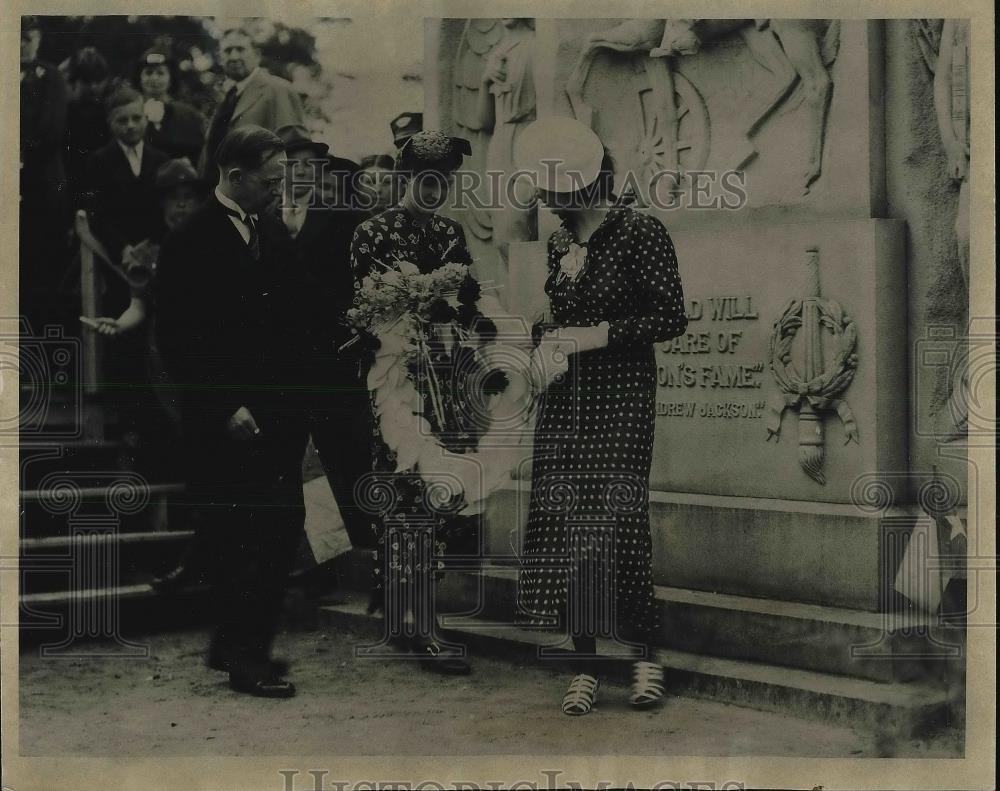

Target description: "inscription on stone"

left=655, top=295, right=764, bottom=419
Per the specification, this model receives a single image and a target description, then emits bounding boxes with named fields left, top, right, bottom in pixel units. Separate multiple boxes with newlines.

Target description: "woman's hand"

left=543, top=323, right=610, bottom=356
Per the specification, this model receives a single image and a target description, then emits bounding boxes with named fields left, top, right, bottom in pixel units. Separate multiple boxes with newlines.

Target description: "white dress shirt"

left=117, top=140, right=144, bottom=178
left=215, top=186, right=258, bottom=245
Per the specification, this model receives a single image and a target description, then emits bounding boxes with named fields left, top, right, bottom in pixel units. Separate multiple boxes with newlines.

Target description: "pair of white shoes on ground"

left=561, top=660, right=665, bottom=716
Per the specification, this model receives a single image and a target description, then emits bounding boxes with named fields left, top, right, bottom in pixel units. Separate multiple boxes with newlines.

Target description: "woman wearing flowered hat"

left=350, top=130, right=479, bottom=675
left=513, top=116, right=688, bottom=715
left=352, top=130, right=473, bottom=277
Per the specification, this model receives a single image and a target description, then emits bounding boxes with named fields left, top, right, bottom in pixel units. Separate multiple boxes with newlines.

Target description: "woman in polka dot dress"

left=513, top=117, right=688, bottom=715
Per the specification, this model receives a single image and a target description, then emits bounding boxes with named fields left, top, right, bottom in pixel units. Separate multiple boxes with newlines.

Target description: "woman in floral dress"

left=350, top=130, right=479, bottom=675
left=514, top=116, right=688, bottom=714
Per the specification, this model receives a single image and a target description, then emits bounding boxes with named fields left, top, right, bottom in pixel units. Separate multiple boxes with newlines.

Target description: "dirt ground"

left=18, top=624, right=963, bottom=758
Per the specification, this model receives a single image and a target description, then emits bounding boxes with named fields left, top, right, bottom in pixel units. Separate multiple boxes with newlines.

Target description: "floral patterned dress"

left=350, top=206, right=479, bottom=628
left=516, top=194, right=688, bottom=644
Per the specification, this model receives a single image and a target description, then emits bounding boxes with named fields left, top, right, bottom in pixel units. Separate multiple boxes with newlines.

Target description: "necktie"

left=224, top=207, right=261, bottom=261
left=245, top=214, right=261, bottom=261
left=127, top=146, right=142, bottom=177
left=205, top=85, right=239, bottom=168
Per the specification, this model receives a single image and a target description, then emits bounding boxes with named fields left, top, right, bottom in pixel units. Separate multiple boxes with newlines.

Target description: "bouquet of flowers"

left=343, top=260, right=473, bottom=349
left=348, top=257, right=542, bottom=514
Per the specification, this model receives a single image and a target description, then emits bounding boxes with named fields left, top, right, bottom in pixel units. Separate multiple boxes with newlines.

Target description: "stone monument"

left=425, top=16, right=969, bottom=614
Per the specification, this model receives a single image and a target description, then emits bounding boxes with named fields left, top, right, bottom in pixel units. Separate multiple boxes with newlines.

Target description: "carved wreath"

left=766, top=297, right=860, bottom=443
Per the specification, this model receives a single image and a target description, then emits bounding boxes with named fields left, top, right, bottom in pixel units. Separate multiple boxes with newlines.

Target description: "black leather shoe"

left=207, top=650, right=290, bottom=677
left=229, top=672, right=296, bottom=698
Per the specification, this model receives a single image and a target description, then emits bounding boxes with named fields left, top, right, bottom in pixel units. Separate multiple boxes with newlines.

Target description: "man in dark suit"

left=277, top=125, right=374, bottom=559
left=156, top=126, right=308, bottom=698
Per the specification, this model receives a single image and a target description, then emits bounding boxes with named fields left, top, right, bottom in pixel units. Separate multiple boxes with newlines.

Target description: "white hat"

left=514, top=116, right=605, bottom=193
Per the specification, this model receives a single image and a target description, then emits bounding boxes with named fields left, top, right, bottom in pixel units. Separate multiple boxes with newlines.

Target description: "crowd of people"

left=21, top=18, right=690, bottom=717
left=18, top=16, right=425, bottom=689
left=20, top=18, right=407, bottom=473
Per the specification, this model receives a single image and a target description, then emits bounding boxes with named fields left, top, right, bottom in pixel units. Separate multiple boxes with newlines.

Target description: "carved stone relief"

left=565, top=18, right=841, bottom=197
left=452, top=18, right=538, bottom=296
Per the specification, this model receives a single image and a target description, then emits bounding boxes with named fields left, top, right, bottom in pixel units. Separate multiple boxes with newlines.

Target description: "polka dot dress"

left=516, top=193, right=688, bottom=642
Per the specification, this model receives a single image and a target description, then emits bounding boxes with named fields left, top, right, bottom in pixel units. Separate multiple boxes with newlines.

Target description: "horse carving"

left=566, top=18, right=840, bottom=194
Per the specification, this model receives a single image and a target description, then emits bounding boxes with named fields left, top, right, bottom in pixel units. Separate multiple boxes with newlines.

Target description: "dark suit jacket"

left=295, top=209, right=364, bottom=345
left=65, top=96, right=110, bottom=206
left=146, top=100, right=206, bottom=164
left=155, top=197, right=309, bottom=482
left=20, top=58, right=68, bottom=212
left=83, top=140, right=169, bottom=265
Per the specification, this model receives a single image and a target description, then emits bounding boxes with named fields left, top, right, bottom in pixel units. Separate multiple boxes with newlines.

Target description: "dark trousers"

left=306, top=379, right=377, bottom=550
left=189, top=417, right=307, bottom=669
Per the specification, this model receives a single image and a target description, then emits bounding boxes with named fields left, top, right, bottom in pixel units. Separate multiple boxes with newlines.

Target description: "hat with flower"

left=396, top=130, right=472, bottom=176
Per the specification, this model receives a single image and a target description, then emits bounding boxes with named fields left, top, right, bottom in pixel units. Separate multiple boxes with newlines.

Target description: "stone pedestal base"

left=482, top=483, right=932, bottom=613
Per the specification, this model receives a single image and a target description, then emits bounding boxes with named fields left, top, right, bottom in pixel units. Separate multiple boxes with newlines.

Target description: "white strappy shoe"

left=630, top=660, right=666, bottom=709
left=561, top=673, right=600, bottom=716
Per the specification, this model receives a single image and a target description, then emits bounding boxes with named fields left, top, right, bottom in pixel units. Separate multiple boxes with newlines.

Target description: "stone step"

left=18, top=441, right=125, bottom=489
left=332, top=550, right=955, bottom=684
left=19, top=481, right=185, bottom=538
left=19, top=530, right=194, bottom=595
left=480, top=484, right=943, bottom=612
left=317, top=594, right=952, bottom=739
left=436, top=564, right=955, bottom=684
left=19, top=583, right=211, bottom=647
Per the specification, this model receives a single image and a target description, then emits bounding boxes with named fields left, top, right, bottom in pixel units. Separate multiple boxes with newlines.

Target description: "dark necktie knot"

left=223, top=207, right=261, bottom=260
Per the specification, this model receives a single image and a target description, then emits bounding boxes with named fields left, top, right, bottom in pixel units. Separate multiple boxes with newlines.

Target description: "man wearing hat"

left=389, top=111, right=422, bottom=149
left=200, top=26, right=306, bottom=180
left=273, top=125, right=378, bottom=593
left=275, top=124, right=329, bottom=211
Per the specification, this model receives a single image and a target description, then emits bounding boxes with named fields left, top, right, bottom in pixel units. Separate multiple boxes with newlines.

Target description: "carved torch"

left=798, top=248, right=825, bottom=483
